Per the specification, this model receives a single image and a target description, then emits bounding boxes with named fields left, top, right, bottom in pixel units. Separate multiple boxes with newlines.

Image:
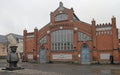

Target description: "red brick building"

left=23, top=2, right=119, bottom=64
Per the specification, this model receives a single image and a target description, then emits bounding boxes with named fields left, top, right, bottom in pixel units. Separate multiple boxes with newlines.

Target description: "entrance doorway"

left=40, top=48, right=46, bottom=63
left=80, top=44, right=90, bottom=64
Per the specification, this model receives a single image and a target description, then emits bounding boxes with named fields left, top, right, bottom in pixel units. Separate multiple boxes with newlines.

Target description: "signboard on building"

left=100, top=54, right=110, bottom=59
left=28, top=54, right=33, bottom=59
left=52, top=54, right=72, bottom=60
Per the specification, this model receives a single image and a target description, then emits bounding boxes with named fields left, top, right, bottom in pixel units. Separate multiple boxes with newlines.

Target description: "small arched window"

left=78, top=32, right=91, bottom=41
left=55, top=14, right=68, bottom=21
left=39, top=36, right=47, bottom=44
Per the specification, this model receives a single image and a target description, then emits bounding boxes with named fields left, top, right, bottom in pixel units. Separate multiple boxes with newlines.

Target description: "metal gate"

left=40, top=49, right=46, bottom=63
left=80, top=44, right=90, bottom=64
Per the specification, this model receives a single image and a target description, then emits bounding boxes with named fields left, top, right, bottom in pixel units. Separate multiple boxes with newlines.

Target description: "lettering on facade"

left=52, top=54, right=72, bottom=59
left=100, top=54, right=110, bottom=59
left=28, top=54, right=33, bottom=59
left=96, top=27, right=112, bottom=31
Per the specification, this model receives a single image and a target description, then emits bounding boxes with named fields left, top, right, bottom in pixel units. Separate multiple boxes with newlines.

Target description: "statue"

left=7, top=46, right=19, bottom=69
left=2, top=46, right=24, bottom=71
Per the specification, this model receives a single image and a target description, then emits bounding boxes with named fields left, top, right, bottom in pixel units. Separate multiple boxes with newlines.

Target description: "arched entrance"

left=39, top=46, right=46, bottom=63
left=80, top=44, right=90, bottom=64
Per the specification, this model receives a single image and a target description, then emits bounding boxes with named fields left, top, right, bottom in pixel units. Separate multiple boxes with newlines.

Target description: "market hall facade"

left=23, top=2, right=120, bottom=64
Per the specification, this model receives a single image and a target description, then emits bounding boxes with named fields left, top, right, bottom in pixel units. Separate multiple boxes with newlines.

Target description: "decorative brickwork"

left=23, top=2, right=119, bottom=64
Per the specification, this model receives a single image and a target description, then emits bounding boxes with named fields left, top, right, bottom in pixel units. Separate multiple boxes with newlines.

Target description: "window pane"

left=78, top=32, right=91, bottom=41
left=55, top=14, right=68, bottom=21
left=51, top=30, right=73, bottom=50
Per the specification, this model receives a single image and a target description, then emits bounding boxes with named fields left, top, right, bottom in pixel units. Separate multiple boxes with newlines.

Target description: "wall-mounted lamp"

left=47, top=30, right=50, bottom=34
left=74, top=27, right=78, bottom=31
left=60, top=26, right=63, bottom=29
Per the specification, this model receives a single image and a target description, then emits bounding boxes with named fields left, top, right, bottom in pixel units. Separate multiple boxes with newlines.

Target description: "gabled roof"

left=6, top=33, right=23, bottom=39
left=73, top=13, right=90, bottom=25
left=0, top=35, right=7, bottom=44
left=54, top=2, right=69, bottom=13
left=53, top=2, right=90, bottom=26
left=73, top=13, right=80, bottom=21
left=79, top=20, right=91, bottom=25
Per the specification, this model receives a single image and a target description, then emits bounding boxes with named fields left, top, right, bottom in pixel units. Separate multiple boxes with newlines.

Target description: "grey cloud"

left=0, top=0, right=120, bottom=35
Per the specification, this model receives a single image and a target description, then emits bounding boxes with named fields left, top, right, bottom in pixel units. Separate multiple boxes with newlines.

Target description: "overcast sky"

left=0, top=0, right=120, bottom=35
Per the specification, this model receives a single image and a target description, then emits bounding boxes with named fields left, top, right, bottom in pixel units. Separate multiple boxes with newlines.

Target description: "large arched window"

left=55, top=14, right=68, bottom=21
left=51, top=30, right=73, bottom=51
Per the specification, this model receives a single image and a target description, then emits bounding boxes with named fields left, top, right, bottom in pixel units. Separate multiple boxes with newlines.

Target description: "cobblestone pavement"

left=1, top=59, right=120, bottom=75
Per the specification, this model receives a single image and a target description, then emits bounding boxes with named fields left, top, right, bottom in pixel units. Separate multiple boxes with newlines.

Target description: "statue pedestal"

left=2, top=67, right=24, bottom=71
